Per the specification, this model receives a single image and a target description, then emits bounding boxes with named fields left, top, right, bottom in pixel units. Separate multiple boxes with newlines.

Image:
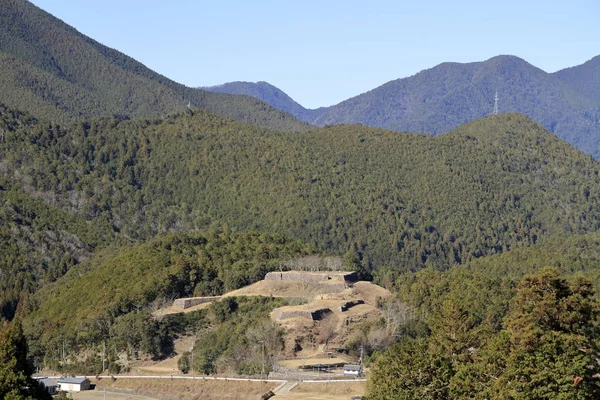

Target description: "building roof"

left=57, top=377, right=89, bottom=384
left=344, top=364, right=362, bottom=371
left=38, top=378, right=58, bottom=387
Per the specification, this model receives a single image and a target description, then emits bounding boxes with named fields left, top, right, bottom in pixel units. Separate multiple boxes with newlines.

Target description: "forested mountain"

left=3, top=101, right=600, bottom=286
left=4, top=0, right=600, bottom=391
left=0, top=185, right=119, bottom=321
left=203, top=81, right=320, bottom=122
left=208, top=55, right=600, bottom=157
left=555, top=55, right=600, bottom=107
left=0, top=0, right=309, bottom=132
left=3, top=103, right=600, bottom=379
left=368, top=266, right=600, bottom=398
left=0, top=105, right=123, bottom=322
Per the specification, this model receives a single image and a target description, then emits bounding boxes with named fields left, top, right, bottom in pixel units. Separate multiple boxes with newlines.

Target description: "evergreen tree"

left=178, top=352, right=191, bottom=374
left=494, top=268, right=600, bottom=398
left=366, top=338, right=453, bottom=400
left=367, top=268, right=600, bottom=399
left=0, top=320, right=51, bottom=400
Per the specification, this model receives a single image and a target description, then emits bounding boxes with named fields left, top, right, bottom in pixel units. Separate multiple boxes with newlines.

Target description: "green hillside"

left=0, top=103, right=124, bottom=322
left=0, top=185, right=119, bottom=320
left=25, top=231, right=313, bottom=370
left=2, top=104, right=600, bottom=274
left=389, top=231, right=600, bottom=333
left=0, top=0, right=309, bottom=132
left=0, top=105, right=120, bottom=321
left=368, top=266, right=600, bottom=399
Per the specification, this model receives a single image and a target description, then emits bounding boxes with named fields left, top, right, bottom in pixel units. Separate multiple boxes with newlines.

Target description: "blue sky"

left=31, top=0, right=599, bottom=109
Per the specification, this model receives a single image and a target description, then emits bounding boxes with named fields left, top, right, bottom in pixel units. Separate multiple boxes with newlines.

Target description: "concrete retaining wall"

left=173, top=296, right=221, bottom=309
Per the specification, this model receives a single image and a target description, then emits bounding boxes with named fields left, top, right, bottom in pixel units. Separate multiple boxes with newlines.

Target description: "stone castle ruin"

left=264, top=271, right=357, bottom=294
left=173, top=296, right=221, bottom=309
left=172, top=271, right=360, bottom=313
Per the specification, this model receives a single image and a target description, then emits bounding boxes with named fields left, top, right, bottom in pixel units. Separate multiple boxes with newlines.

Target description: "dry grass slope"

left=93, top=378, right=279, bottom=400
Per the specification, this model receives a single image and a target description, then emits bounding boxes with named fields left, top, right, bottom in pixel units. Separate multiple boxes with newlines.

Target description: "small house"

left=37, top=378, right=58, bottom=395
left=57, top=376, right=91, bottom=391
left=343, top=364, right=362, bottom=376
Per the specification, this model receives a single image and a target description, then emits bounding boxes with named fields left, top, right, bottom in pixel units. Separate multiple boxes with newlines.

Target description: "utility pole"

left=191, top=344, right=195, bottom=371
left=102, top=340, right=106, bottom=372
left=359, top=343, right=364, bottom=376
left=259, top=341, right=265, bottom=380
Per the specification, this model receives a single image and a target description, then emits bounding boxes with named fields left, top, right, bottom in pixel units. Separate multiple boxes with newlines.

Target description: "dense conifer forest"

left=3, top=99, right=600, bottom=389
left=4, top=105, right=600, bottom=320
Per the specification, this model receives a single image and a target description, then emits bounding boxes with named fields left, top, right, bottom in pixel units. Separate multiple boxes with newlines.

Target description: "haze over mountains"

left=206, top=55, right=600, bottom=157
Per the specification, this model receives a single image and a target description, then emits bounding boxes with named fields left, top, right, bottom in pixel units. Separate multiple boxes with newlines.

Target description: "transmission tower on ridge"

left=493, top=91, right=499, bottom=115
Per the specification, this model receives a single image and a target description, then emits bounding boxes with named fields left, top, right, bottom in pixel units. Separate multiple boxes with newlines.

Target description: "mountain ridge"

left=0, top=0, right=309, bottom=132
left=205, top=54, right=600, bottom=157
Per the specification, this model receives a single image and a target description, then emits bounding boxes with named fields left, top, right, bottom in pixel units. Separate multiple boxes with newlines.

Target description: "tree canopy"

left=0, top=320, right=51, bottom=400
left=366, top=268, right=600, bottom=399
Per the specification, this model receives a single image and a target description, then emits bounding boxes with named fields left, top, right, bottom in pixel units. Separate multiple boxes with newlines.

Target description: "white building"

left=343, top=364, right=362, bottom=376
left=57, top=376, right=91, bottom=391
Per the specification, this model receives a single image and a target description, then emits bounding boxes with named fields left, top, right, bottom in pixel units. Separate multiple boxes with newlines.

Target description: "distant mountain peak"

left=485, top=54, right=529, bottom=63
left=203, top=80, right=319, bottom=121
left=203, top=54, right=600, bottom=157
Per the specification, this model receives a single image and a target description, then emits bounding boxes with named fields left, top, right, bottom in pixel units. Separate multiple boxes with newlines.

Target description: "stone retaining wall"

left=173, top=296, right=221, bottom=309
left=315, top=283, right=347, bottom=293
left=265, top=271, right=357, bottom=283
left=277, top=310, right=314, bottom=320
left=337, top=300, right=365, bottom=312
left=277, top=308, right=332, bottom=321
